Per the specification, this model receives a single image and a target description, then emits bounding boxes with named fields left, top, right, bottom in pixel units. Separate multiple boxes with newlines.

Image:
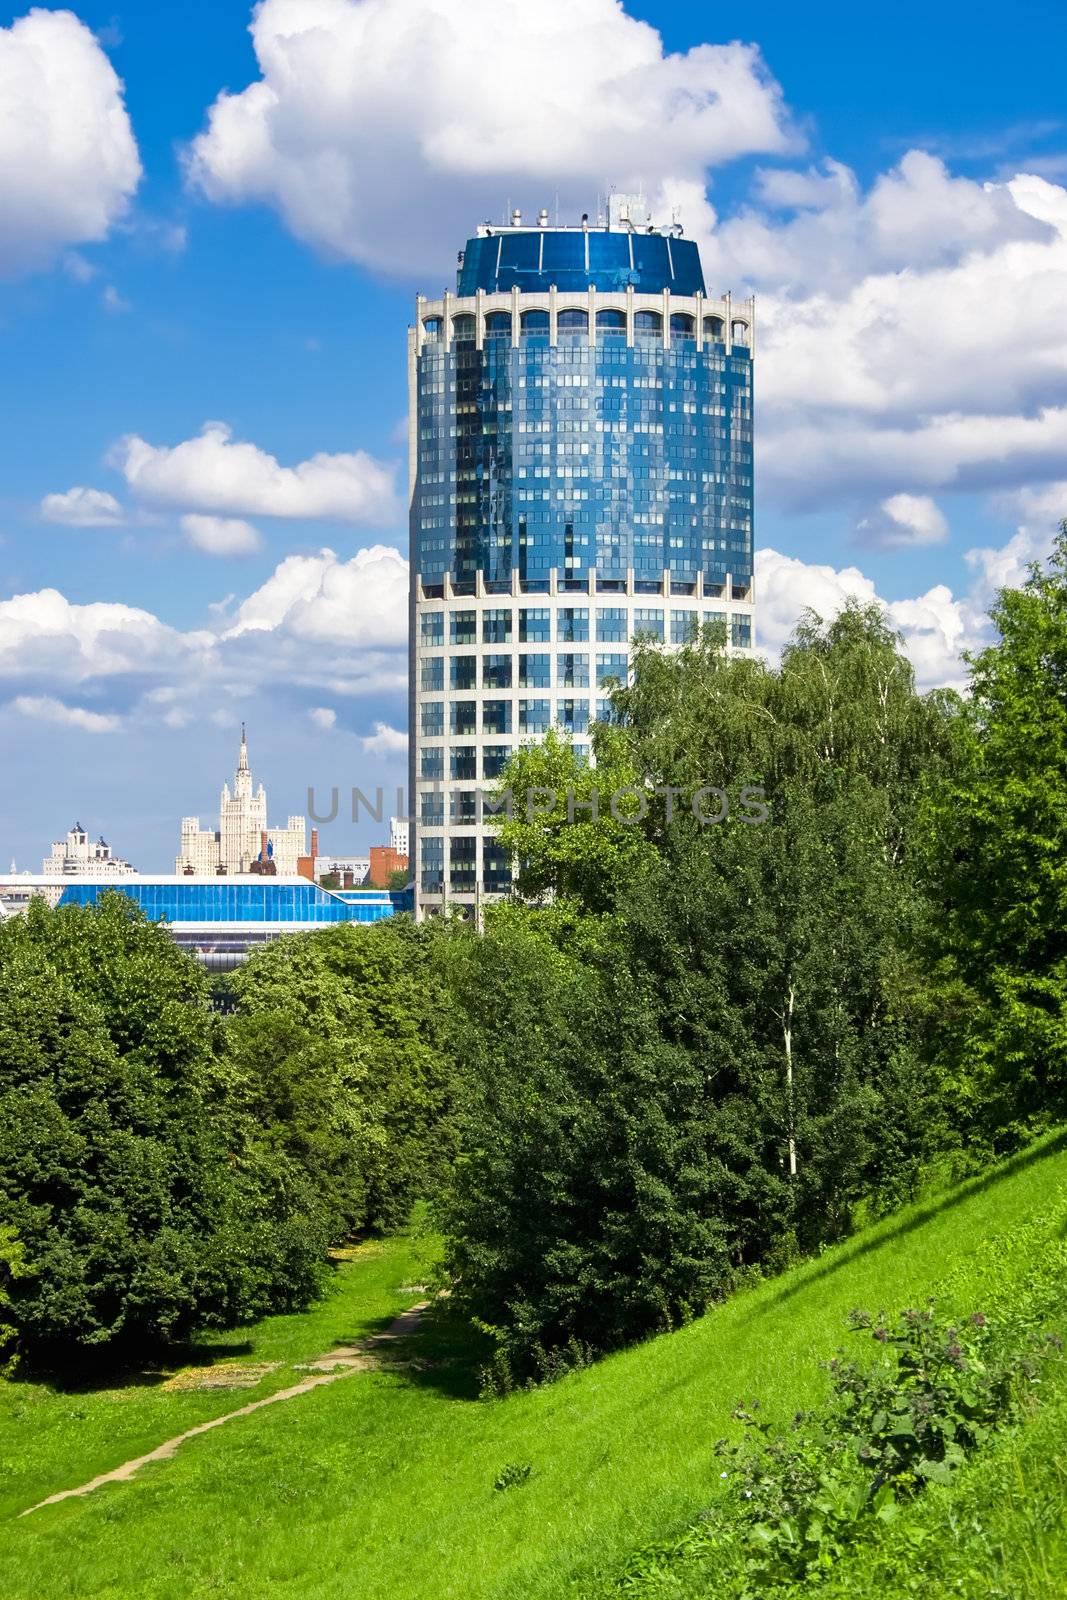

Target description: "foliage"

left=493, top=1461, right=532, bottom=1491
left=0, top=895, right=246, bottom=1359
left=926, top=523, right=1067, bottom=1146
left=2, top=1136, right=1064, bottom=1600
left=610, top=1301, right=1062, bottom=1597
left=443, top=604, right=966, bottom=1374
left=0, top=898, right=458, bottom=1364
left=227, top=916, right=460, bottom=1233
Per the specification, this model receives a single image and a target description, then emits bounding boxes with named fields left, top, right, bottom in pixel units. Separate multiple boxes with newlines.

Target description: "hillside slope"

left=2, top=1132, right=1066, bottom=1600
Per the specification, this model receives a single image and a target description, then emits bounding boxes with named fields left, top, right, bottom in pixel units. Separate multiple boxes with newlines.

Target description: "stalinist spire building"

left=175, top=727, right=308, bottom=876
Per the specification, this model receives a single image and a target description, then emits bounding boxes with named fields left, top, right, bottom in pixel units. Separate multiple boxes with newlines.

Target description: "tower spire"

left=238, top=723, right=248, bottom=774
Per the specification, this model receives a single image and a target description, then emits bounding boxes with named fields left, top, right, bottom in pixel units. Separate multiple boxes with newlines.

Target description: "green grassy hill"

left=2, top=1132, right=1066, bottom=1600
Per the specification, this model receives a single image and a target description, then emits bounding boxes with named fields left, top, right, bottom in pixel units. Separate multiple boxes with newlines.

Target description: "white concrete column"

left=725, top=291, right=733, bottom=355
left=442, top=290, right=453, bottom=352
left=511, top=284, right=520, bottom=347
left=626, top=284, right=634, bottom=348
left=549, top=285, right=558, bottom=347
left=475, top=288, right=485, bottom=350
left=662, top=286, right=671, bottom=348
left=694, top=290, right=704, bottom=351
left=588, top=284, right=597, bottom=346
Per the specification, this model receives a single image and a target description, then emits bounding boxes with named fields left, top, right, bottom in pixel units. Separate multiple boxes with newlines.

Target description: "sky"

left=2, top=0, right=1067, bottom=870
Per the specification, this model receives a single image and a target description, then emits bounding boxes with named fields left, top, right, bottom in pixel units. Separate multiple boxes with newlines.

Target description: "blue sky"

left=2, top=0, right=1067, bottom=869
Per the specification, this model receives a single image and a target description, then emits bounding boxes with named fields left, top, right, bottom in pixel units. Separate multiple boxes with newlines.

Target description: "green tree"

left=0, top=894, right=344, bottom=1363
left=228, top=917, right=458, bottom=1232
left=929, top=526, right=1067, bottom=1142
left=440, top=605, right=962, bottom=1373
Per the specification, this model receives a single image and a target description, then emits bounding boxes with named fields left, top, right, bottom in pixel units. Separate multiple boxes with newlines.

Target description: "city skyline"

left=4, top=0, right=1067, bottom=867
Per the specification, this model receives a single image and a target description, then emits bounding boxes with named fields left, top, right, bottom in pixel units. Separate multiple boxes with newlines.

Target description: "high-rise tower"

left=409, top=196, right=755, bottom=915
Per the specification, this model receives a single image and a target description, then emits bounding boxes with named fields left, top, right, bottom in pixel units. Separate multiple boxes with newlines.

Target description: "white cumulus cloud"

left=8, top=695, right=121, bottom=733
left=40, top=487, right=124, bottom=527
left=309, top=706, right=337, bottom=730
left=112, top=422, right=398, bottom=523
left=0, top=9, right=141, bottom=278
left=361, top=721, right=408, bottom=755
left=227, top=543, right=408, bottom=647
left=856, top=493, right=949, bottom=549
left=181, top=513, right=263, bottom=557
left=186, top=0, right=793, bottom=275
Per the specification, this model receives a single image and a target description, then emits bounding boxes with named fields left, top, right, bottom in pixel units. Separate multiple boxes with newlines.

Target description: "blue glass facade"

left=57, top=881, right=411, bottom=925
left=412, top=304, right=753, bottom=596
left=457, top=229, right=705, bottom=296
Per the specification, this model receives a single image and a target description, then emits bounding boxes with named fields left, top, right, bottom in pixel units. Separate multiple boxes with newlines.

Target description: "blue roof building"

left=5, top=875, right=412, bottom=971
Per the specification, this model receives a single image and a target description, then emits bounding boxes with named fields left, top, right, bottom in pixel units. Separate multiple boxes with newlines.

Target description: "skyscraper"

left=409, top=195, right=755, bottom=916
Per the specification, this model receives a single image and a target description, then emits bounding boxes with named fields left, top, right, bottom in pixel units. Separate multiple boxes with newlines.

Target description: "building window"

left=420, top=835, right=444, bottom=894
left=451, top=700, right=477, bottom=735
left=557, top=308, right=588, bottom=333
left=420, top=611, right=444, bottom=645
left=520, top=309, right=550, bottom=338
left=483, top=700, right=513, bottom=736
left=558, top=699, right=590, bottom=732
left=670, top=611, right=698, bottom=645
left=451, top=655, right=477, bottom=690
left=634, top=608, right=664, bottom=641
left=420, top=702, right=444, bottom=737
left=519, top=607, right=550, bottom=642
left=451, top=746, right=477, bottom=781
left=732, top=614, right=752, bottom=649
left=558, top=607, right=589, bottom=643
left=634, top=309, right=662, bottom=339
left=597, top=607, right=628, bottom=642
left=519, top=699, right=551, bottom=733
left=483, top=745, right=511, bottom=780
left=483, top=608, right=513, bottom=644
left=421, top=748, right=443, bottom=780
left=420, top=656, right=443, bottom=692
left=484, top=310, right=511, bottom=340
left=596, top=308, right=626, bottom=338
left=450, top=834, right=477, bottom=891
left=420, top=792, right=444, bottom=825
left=450, top=790, right=478, bottom=823
left=557, top=651, right=589, bottom=687
left=518, top=653, right=550, bottom=688
left=452, top=313, right=476, bottom=343
left=597, top=652, right=628, bottom=686
left=483, top=654, right=512, bottom=689
left=483, top=838, right=512, bottom=894
left=705, top=609, right=728, bottom=638
left=451, top=610, right=476, bottom=645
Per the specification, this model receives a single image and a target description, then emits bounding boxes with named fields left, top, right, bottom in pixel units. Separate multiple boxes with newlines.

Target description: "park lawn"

left=1, top=1131, right=1065, bottom=1600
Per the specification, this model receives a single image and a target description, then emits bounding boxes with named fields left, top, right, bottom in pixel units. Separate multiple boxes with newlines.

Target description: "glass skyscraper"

left=409, top=196, right=755, bottom=914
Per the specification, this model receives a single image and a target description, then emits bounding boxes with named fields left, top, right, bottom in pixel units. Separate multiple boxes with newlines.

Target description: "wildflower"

left=970, top=1312, right=986, bottom=1327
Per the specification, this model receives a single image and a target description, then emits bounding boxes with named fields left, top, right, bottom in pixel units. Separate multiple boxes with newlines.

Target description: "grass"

left=1, top=1130, right=1065, bottom=1599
